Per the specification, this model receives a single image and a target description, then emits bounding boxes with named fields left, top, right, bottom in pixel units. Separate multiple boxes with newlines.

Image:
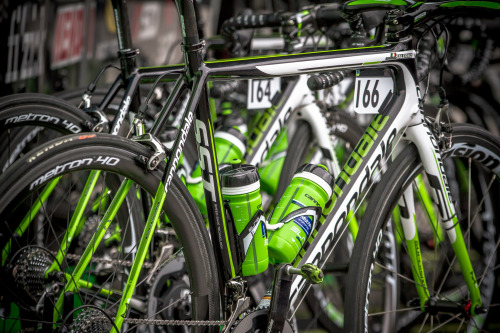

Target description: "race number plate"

left=353, top=70, right=394, bottom=114
left=247, top=78, right=281, bottom=109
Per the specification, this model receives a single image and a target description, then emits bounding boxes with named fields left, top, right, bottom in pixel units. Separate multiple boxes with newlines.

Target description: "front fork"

left=401, top=119, right=482, bottom=315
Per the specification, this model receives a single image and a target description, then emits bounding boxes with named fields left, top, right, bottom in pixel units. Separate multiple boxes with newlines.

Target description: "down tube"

left=289, top=66, right=419, bottom=304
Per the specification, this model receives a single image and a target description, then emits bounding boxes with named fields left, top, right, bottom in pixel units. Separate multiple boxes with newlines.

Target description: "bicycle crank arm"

left=266, top=263, right=323, bottom=332
left=267, top=264, right=294, bottom=333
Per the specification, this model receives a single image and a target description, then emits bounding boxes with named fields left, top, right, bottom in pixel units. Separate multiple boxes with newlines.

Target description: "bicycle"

left=1, top=0, right=500, bottom=332
left=0, top=2, right=364, bottom=331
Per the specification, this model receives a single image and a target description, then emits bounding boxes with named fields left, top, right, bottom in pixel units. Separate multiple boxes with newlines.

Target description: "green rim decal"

left=326, top=301, right=344, bottom=326
left=346, top=211, right=359, bottom=241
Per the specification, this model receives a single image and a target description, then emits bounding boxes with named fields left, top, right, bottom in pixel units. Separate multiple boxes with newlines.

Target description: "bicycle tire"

left=0, top=133, right=220, bottom=332
left=0, top=93, right=94, bottom=132
left=0, top=93, right=95, bottom=173
left=344, top=123, right=500, bottom=332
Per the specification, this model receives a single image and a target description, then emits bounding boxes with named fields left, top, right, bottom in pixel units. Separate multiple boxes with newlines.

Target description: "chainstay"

left=52, top=251, right=153, bottom=268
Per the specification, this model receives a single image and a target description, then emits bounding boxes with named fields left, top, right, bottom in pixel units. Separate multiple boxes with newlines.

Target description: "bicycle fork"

left=402, top=120, right=483, bottom=316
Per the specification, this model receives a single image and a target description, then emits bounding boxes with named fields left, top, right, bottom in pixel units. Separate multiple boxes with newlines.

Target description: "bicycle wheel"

left=0, top=133, right=220, bottom=332
left=277, top=111, right=363, bottom=332
left=345, top=123, right=500, bottom=332
left=0, top=93, right=95, bottom=173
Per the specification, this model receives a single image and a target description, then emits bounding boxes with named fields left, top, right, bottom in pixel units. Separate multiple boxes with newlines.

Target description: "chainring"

left=147, top=256, right=190, bottom=333
left=230, top=307, right=295, bottom=333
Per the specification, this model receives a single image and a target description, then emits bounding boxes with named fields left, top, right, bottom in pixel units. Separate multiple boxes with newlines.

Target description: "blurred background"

left=0, top=0, right=329, bottom=95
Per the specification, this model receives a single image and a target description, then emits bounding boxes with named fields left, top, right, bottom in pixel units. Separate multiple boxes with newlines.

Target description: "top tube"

left=138, top=44, right=402, bottom=80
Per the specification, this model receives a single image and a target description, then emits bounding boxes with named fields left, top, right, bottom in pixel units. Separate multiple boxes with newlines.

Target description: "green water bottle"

left=268, top=164, right=334, bottom=264
left=188, top=127, right=247, bottom=218
left=214, top=127, right=247, bottom=162
left=258, top=129, right=288, bottom=196
left=222, top=161, right=269, bottom=276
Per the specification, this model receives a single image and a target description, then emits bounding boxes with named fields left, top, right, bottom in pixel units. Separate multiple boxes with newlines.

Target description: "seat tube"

left=110, top=0, right=140, bottom=111
left=175, top=0, right=239, bottom=296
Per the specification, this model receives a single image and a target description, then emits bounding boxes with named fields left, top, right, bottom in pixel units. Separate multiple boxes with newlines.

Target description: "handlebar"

left=210, top=81, right=245, bottom=98
left=221, top=4, right=346, bottom=38
left=220, top=4, right=347, bottom=56
left=221, top=13, right=284, bottom=38
left=307, top=70, right=351, bottom=91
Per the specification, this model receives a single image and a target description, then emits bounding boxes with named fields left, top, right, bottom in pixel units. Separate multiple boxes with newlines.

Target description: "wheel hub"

left=11, top=247, right=52, bottom=302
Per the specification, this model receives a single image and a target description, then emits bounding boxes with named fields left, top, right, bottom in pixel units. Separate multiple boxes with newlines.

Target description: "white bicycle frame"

left=284, top=50, right=487, bottom=319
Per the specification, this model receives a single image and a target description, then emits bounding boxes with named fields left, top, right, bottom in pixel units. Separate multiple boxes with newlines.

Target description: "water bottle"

left=222, top=160, right=269, bottom=276
left=268, top=164, right=334, bottom=264
left=187, top=126, right=247, bottom=218
left=258, top=129, right=287, bottom=196
left=214, top=127, right=247, bottom=162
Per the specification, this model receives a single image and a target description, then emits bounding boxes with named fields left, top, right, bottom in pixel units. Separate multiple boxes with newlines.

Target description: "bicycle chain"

left=62, top=255, right=227, bottom=328
left=81, top=315, right=226, bottom=327
left=120, top=318, right=227, bottom=326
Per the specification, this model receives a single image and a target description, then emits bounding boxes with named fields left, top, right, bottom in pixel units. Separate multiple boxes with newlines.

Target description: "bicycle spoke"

left=418, top=313, right=430, bottom=333
left=427, top=313, right=461, bottom=332
left=455, top=317, right=465, bottom=333
left=368, top=306, right=422, bottom=317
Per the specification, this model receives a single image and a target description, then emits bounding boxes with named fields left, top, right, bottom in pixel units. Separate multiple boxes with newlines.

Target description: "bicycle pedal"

left=286, top=263, right=323, bottom=284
